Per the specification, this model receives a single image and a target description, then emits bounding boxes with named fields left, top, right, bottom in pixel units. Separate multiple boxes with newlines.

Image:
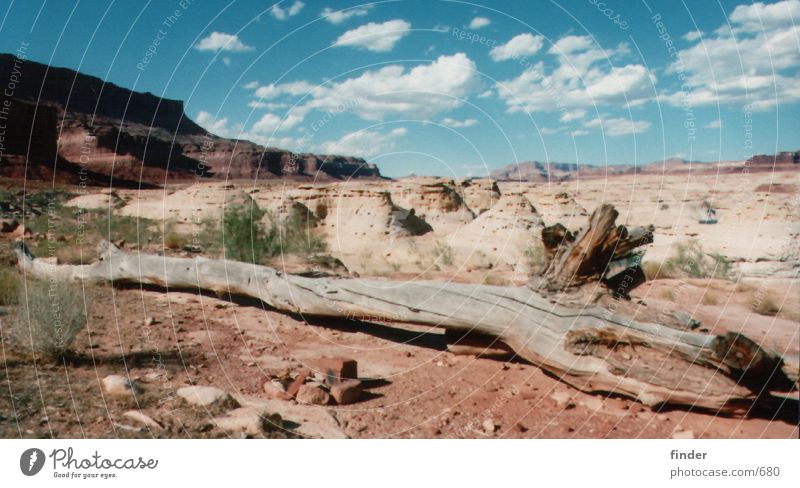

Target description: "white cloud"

left=490, top=33, right=544, bottom=61
left=497, top=35, right=654, bottom=112
left=248, top=101, right=290, bottom=110
left=559, top=109, right=586, bottom=123
left=243, top=81, right=259, bottom=90
left=270, top=1, right=305, bottom=21
left=316, top=127, right=407, bottom=157
left=666, top=0, right=800, bottom=109
left=584, top=117, right=651, bottom=137
left=335, top=19, right=411, bottom=52
left=469, top=16, right=491, bottom=29
left=222, top=57, right=231, bottom=66
left=682, top=30, right=702, bottom=42
left=196, top=111, right=242, bottom=137
left=254, top=80, right=315, bottom=99
left=729, top=0, right=800, bottom=31
left=195, top=32, right=254, bottom=52
left=477, top=89, right=493, bottom=98
left=321, top=5, right=372, bottom=24
left=571, top=129, right=589, bottom=136
left=252, top=109, right=305, bottom=133
left=705, top=119, right=723, bottom=129
left=441, top=117, right=478, bottom=128
left=304, top=53, right=479, bottom=120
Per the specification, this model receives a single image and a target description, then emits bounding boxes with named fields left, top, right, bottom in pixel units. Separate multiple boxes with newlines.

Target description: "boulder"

left=314, top=357, right=358, bottom=383
left=0, top=219, right=19, bottom=233
left=102, top=375, right=141, bottom=397
left=295, top=384, right=330, bottom=405
left=263, top=379, right=290, bottom=400
left=213, top=407, right=283, bottom=437
left=329, top=380, right=361, bottom=405
left=177, top=385, right=239, bottom=410
left=122, top=410, right=163, bottom=430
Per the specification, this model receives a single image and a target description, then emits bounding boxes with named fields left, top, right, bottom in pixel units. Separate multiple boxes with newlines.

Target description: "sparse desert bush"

left=223, top=204, right=273, bottom=263
left=523, top=243, right=547, bottom=273
left=662, top=240, right=732, bottom=279
left=701, top=291, right=720, bottom=306
left=163, top=221, right=189, bottom=250
left=12, top=280, right=89, bottom=360
left=0, top=268, right=20, bottom=306
left=222, top=205, right=326, bottom=263
left=433, top=241, right=454, bottom=269
left=642, top=261, right=674, bottom=280
left=277, top=213, right=326, bottom=256
left=752, top=291, right=781, bottom=316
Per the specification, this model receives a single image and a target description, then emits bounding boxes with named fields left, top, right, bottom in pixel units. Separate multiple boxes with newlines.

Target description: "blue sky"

left=1, top=0, right=798, bottom=177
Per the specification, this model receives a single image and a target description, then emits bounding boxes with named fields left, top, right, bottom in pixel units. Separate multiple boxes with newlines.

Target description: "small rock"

left=329, top=380, right=361, bottom=405
left=482, top=418, right=497, bottom=433
left=671, top=429, right=695, bottom=439
left=122, top=410, right=162, bottom=430
left=11, top=225, right=32, bottom=239
left=102, top=375, right=141, bottom=397
left=314, top=357, right=358, bottom=383
left=144, top=317, right=157, bottom=326
left=581, top=397, right=605, bottom=412
left=286, top=369, right=312, bottom=398
left=550, top=391, right=574, bottom=409
left=177, top=385, right=239, bottom=410
left=656, top=413, right=669, bottom=421
left=263, top=379, right=290, bottom=400
left=141, top=371, right=167, bottom=383
left=0, top=219, right=19, bottom=233
left=213, top=407, right=282, bottom=436
left=295, top=384, right=330, bottom=405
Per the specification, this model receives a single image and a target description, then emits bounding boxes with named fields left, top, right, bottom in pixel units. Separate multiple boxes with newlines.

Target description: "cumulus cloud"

left=195, top=111, right=244, bottom=138
left=316, top=127, right=407, bottom=157
left=469, top=16, right=491, bottom=29
left=243, top=81, right=259, bottom=90
left=583, top=116, right=651, bottom=137
left=440, top=117, right=478, bottom=128
left=195, top=32, right=254, bottom=52
left=335, top=19, right=411, bottom=52
left=321, top=5, right=372, bottom=24
left=497, top=35, right=654, bottom=112
left=705, top=119, right=723, bottom=129
left=306, top=53, right=478, bottom=120
left=252, top=80, right=316, bottom=99
left=252, top=108, right=306, bottom=133
left=241, top=54, right=477, bottom=127
left=682, top=30, right=702, bottom=42
left=666, top=0, right=800, bottom=109
left=490, top=33, right=544, bottom=61
left=559, top=109, right=586, bottom=123
left=270, top=1, right=304, bottom=20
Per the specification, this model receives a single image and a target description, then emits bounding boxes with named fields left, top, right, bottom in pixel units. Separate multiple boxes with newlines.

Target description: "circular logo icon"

left=20, top=448, right=45, bottom=476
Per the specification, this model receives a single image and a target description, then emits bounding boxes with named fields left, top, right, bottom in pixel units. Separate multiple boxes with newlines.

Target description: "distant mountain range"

left=489, top=153, right=799, bottom=182
left=0, top=53, right=381, bottom=187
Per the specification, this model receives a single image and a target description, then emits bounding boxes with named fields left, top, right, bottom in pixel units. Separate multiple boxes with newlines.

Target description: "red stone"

left=286, top=369, right=311, bottom=398
left=314, top=357, right=358, bottom=383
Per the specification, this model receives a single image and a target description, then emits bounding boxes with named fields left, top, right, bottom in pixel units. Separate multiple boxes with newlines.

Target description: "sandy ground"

left=1, top=171, right=798, bottom=438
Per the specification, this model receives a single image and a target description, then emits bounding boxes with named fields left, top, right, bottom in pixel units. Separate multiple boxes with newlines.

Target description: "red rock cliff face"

left=0, top=54, right=382, bottom=186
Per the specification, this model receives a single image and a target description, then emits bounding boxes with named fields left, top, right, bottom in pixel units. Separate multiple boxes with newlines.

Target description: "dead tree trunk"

left=13, top=239, right=792, bottom=413
left=540, top=204, right=654, bottom=291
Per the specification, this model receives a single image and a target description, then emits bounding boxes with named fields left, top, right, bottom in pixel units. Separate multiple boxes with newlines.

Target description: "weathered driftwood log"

left=14, top=240, right=791, bottom=413
left=540, top=204, right=654, bottom=291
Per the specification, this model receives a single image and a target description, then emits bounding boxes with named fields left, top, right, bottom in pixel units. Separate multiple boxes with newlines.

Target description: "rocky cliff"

left=0, top=54, right=382, bottom=186
left=490, top=153, right=799, bottom=182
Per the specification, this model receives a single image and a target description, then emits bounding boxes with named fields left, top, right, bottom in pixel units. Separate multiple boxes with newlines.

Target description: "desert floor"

left=0, top=171, right=797, bottom=438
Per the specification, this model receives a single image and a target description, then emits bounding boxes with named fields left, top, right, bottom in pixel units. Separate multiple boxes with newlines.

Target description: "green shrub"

left=433, top=241, right=454, bottom=269
left=221, top=205, right=326, bottom=264
left=12, top=280, right=89, bottom=360
left=0, top=268, right=20, bottom=306
left=663, top=240, right=732, bottom=279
